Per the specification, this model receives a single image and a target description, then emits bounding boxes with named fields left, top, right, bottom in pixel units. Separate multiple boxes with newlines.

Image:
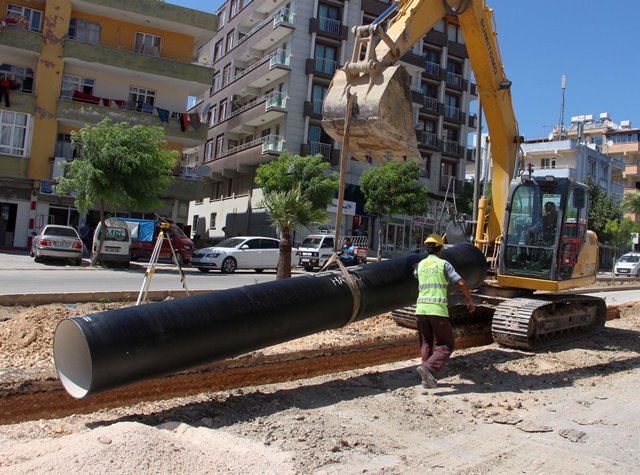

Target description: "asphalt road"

left=0, top=250, right=301, bottom=294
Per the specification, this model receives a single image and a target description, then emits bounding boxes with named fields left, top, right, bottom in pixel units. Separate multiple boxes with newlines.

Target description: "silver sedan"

left=30, top=225, right=84, bottom=265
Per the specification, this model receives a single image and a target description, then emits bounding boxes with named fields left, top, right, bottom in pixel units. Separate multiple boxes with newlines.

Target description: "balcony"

left=421, top=96, right=440, bottom=113
left=0, top=26, right=42, bottom=54
left=442, top=140, right=464, bottom=157
left=208, top=134, right=285, bottom=173
left=401, top=50, right=426, bottom=69
left=231, top=7, right=295, bottom=65
left=444, top=105, right=460, bottom=121
left=303, top=99, right=324, bottom=119
left=625, top=163, right=640, bottom=177
left=2, top=91, right=36, bottom=115
left=361, top=0, right=389, bottom=16
left=227, top=49, right=291, bottom=95
left=447, top=41, right=469, bottom=59
left=440, top=174, right=463, bottom=192
left=56, top=99, right=207, bottom=146
left=425, top=30, right=448, bottom=47
left=309, top=17, right=348, bottom=41
left=165, top=175, right=205, bottom=201
left=0, top=154, right=29, bottom=178
left=424, top=61, right=442, bottom=80
left=300, top=142, right=339, bottom=165
left=446, top=71, right=464, bottom=89
left=468, top=114, right=477, bottom=129
left=416, top=131, right=439, bottom=150
left=63, top=39, right=213, bottom=86
left=305, top=57, right=338, bottom=78
left=225, top=92, right=288, bottom=134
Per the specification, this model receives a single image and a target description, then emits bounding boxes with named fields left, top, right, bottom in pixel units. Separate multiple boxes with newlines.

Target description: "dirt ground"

left=0, top=299, right=639, bottom=474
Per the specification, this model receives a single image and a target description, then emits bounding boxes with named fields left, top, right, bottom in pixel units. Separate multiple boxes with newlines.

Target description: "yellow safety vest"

left=416, top=255, right=449, bottom=317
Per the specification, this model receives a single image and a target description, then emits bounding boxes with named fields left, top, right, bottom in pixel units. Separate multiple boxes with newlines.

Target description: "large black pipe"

left=54, top=243, right=487, bottom=398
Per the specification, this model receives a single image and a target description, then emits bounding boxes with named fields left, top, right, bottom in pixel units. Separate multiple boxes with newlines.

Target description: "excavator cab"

left=500, top=177, right=590, bottom=282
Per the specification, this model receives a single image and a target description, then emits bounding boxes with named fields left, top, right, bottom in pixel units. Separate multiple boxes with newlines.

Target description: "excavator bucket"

left=322, top=64, right=420, bottom=163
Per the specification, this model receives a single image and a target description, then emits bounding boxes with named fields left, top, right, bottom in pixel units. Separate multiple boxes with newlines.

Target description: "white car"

left=614, top=252, right=640, bottom=277
left=190, top=236, right=283, bottom=273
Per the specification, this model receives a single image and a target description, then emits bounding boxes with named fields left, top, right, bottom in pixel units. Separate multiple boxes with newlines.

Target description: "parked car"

left=190, top=236, right=283, bottom=273
left=297, top=234, right=368, bottom=271
left=92, top=218, right=132, bottom=267
left=614, top=252, right=640, bottom=277
left=30, top=225, right=83, bottom=265
left=122, top=218, right=193, bottom=265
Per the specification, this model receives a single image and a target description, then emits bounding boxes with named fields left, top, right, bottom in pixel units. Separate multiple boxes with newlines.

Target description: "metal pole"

left=334, top=89, right=354, bottom=251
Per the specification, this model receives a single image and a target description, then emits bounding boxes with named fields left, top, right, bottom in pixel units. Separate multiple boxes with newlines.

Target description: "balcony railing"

left=423, top=96, right=438, bottom=111
left=265, top=91, right=287, bottom=110
left=236, top=7, right=294, bottom=50
left=425, top=61, right=440, bottom=76
left=310, top=141, right=332, bottom=159
left=314, top=57, right=337, bottom=75
left=419, top=131, right=438, bottom=147
left=444, top=105, right=460, bottom=120
left=319, top=16, right=340, bottom=34
left=218, top=134, right=284, bottom=159
left=446, top=71, right=463, bottom=88
left=442, top=139, right=463, bottom=155
left=233, top=48, right=290, bottom=83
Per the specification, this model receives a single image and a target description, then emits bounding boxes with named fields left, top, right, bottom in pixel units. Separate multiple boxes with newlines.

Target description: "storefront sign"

left=327, top=199, right=356, bottom=216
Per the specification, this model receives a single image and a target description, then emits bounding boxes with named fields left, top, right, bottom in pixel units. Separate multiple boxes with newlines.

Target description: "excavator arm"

left=322, top=0, right=520, bottom=243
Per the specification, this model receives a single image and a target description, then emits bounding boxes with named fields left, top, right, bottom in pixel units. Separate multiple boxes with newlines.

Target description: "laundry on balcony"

left=156, top=107, right=170, bottom=123
left=142, top=102, right=154, bottom=114
left=101, top=98, right=111, bottom=107
left=72, top=89, right=101, bottom=104
left=0, top=78, right=19, bottom=107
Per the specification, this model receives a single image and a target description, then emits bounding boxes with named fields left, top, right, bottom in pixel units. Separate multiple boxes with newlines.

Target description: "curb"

left=0, top=289, right=213, bottom=306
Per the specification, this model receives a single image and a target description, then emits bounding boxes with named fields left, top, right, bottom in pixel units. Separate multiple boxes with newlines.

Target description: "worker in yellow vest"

left=414, top=234, right=475, bottom=389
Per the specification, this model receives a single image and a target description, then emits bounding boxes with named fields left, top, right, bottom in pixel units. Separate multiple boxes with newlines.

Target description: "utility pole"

left=558, top=74, right=567, bottom=140
left=472, top=101, right=483, bottom=238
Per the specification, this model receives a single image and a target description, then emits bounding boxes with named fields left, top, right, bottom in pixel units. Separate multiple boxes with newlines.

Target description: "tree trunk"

left=90, top=200, right=106, bottom=267
left=277, top=226, right=293, bottom=279
left=376, top=217, right=384, bottom=262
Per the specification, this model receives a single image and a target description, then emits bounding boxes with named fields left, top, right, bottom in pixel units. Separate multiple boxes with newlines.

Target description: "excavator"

left=322, top=0, right=607, bottom=350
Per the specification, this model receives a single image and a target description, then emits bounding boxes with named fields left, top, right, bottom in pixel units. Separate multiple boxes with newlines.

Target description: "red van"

left=128, top=221, right=194, bottom=265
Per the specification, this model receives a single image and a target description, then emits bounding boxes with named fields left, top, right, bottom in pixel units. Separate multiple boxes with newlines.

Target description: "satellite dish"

left=195, top=165, right=212, bottom=177
left=607, top=140, right=614, bottom=147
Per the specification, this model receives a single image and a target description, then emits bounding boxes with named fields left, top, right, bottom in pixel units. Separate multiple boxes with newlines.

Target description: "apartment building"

left=0, top=0, right=217, bottom=248
left=189, top=0, right=477, bottom=254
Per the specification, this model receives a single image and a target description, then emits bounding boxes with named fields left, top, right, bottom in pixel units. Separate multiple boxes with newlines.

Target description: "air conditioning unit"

left=230, top=94, right=241, bottom=103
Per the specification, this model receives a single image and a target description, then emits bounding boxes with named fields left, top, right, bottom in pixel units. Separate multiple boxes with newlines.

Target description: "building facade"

left=189, top=0, right=478, bottom=254
left=0, top=0, right=217, bottom=248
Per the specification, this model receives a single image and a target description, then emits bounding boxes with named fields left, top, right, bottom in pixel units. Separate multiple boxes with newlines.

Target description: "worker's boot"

left=416, top=365, right=438, bottom=389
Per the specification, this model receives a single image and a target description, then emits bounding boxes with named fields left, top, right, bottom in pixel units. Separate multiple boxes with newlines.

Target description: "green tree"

left=622, top=191, right=640, bottom=215
left=585, top=177, right=621, bottom=242
left=56, top=119, right=178, bottom=266
left=360, top=161, right=429, bottom=260
left=255, top=151, right=338, bottom=279
left=603, top=218, right=640, bottom=264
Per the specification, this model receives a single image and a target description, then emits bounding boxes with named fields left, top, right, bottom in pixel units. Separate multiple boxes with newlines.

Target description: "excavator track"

left=491, top=294, right=607, bottom=350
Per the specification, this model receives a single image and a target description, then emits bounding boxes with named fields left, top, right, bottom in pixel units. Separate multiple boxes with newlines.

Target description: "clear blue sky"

left=169, top=0, right=640, bottom=141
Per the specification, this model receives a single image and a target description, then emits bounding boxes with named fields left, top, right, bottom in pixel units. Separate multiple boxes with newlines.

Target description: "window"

left=444, top=94, right=460, bottom=119
left=134, top=32, right=162, bottom=56
left=68, top=18, right=101, bottom=43
left=0, top=64, right=34, bottom=93
left=212, top=72, right=221, bottom=93
left=447, top=61, right=463, bottom=87
left=6, top=4, right=42, bottom=32
left=312, top=84, right=327, bottom=114
left=0, top=110, right=28, bottom=156
left=422, top=154, right=431, bottom=178
left=318, top=4, right=340, bottom=34
left=447, top=24, right=465, bottom=44
left=433, top=19, right=446, bottom=33
left=217, top=8, right=226, bottom=27
left=204, top=140, right=214, bottom=161
left=226, top=31, right=234, bottom=52
left=128, top=86, right=156, bottom=112
left=315, top=44, right=337, bottom=74
left=230, top=0, right=239, bottom=17
left=540, top=158, right=556, bottom=169
left=209, top=105, right=217, bottom=126
left=215, top=135, right=224, bottom=158
left=222, top=64, right=232, bottom=86
left=218, top=99, right=228, bottom=122
left=209, top=213, right=217, bottom=229
left=588, top=160, right=596, bottom=176
left=214, top=40, right=224, bottom=62
left=55, top=134, right=74, bottom=159
left=425, top=49, right=440, bottom=65
left=61, top=74, right=95, bottom=100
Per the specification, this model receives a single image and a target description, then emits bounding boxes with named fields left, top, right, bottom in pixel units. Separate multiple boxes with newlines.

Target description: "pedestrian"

left=414, top=234, right=475, bottom=389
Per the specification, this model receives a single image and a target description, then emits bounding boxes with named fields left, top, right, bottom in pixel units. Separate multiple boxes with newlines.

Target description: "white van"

left=297, top=234, right=369, bottom=271
left=92, top=218, right=131, bottom=267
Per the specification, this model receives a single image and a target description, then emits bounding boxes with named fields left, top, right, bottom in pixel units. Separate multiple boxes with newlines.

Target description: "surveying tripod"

left=136, top=222, right=190, bottom=305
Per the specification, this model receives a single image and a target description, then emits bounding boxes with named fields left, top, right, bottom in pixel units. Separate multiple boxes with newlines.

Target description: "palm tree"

left=262, top=185, right=327, bottom=279
left=622, top=191, right=640, bottom=216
